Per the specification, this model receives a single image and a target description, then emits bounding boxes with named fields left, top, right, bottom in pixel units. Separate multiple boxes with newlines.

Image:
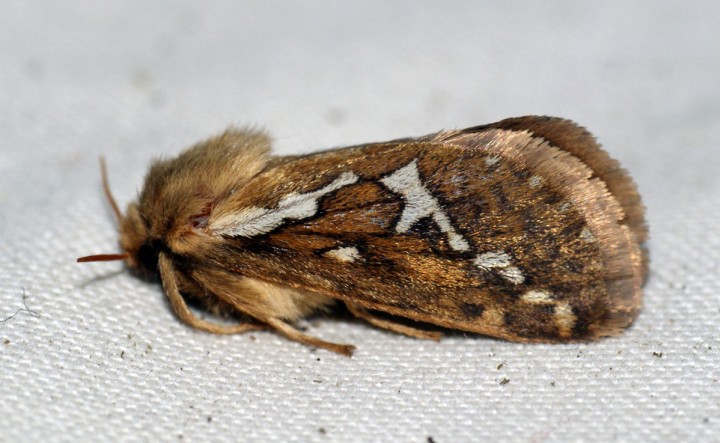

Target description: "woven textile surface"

left=1, top=2, right=718, bottom=442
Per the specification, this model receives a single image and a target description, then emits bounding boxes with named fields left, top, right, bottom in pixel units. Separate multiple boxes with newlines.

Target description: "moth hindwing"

left=80, top=116, right=647, bottom=356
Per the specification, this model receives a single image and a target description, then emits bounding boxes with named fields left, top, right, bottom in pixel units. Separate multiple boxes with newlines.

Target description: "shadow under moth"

left=78, top=116, right=648, bottom=356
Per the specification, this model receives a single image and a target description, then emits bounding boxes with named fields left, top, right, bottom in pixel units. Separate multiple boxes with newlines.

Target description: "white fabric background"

left=1, top=2, right=718, bottom=442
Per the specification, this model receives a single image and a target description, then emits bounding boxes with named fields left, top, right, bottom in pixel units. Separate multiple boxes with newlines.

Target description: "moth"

left=78, top=116, right=648, bottom=356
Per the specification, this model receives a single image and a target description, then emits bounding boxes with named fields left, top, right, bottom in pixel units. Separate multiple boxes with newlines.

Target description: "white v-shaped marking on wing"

left=380, top=160, right=470, bottom=252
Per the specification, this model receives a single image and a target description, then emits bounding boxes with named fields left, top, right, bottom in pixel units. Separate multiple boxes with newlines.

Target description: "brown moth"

left=78, top=116, right=648, bottom=356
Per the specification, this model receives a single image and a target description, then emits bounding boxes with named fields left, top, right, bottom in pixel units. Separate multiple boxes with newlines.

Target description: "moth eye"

left=136, top=241, right=160, bottom=276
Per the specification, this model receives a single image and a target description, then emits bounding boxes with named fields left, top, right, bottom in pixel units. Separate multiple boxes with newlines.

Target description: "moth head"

left=117, top=202, right=162, bottom=279
left=77, top=158, right=160, bottom=280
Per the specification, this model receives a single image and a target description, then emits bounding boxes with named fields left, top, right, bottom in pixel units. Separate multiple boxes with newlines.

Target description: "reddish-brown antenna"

left=100, top=156, right=122, bottom=223
left=77, top=158, right=126, bottom=264
left=77, top=253, right=128, bottom=263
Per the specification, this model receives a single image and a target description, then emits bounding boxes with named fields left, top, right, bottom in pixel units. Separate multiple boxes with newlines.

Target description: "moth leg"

left=346, top=302, right=442, bottom=341
left=265, top=317, right=355, bottom=357
left=159, top=253, right=264, bottom=335
left=186, top=269, right=350, bottom=354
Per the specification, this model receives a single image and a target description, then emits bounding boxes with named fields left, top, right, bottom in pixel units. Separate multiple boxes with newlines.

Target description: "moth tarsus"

left=78, top=116, right=647, bottom=356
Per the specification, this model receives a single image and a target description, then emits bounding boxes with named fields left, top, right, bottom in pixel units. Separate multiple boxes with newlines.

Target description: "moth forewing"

left=79, top=117, right=647, bottom=355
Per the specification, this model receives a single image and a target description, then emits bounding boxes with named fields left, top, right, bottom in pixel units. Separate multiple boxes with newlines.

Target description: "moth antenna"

left=77, top=253, right=128, bottom=263
left=100, top=156, right=122, bottom=223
